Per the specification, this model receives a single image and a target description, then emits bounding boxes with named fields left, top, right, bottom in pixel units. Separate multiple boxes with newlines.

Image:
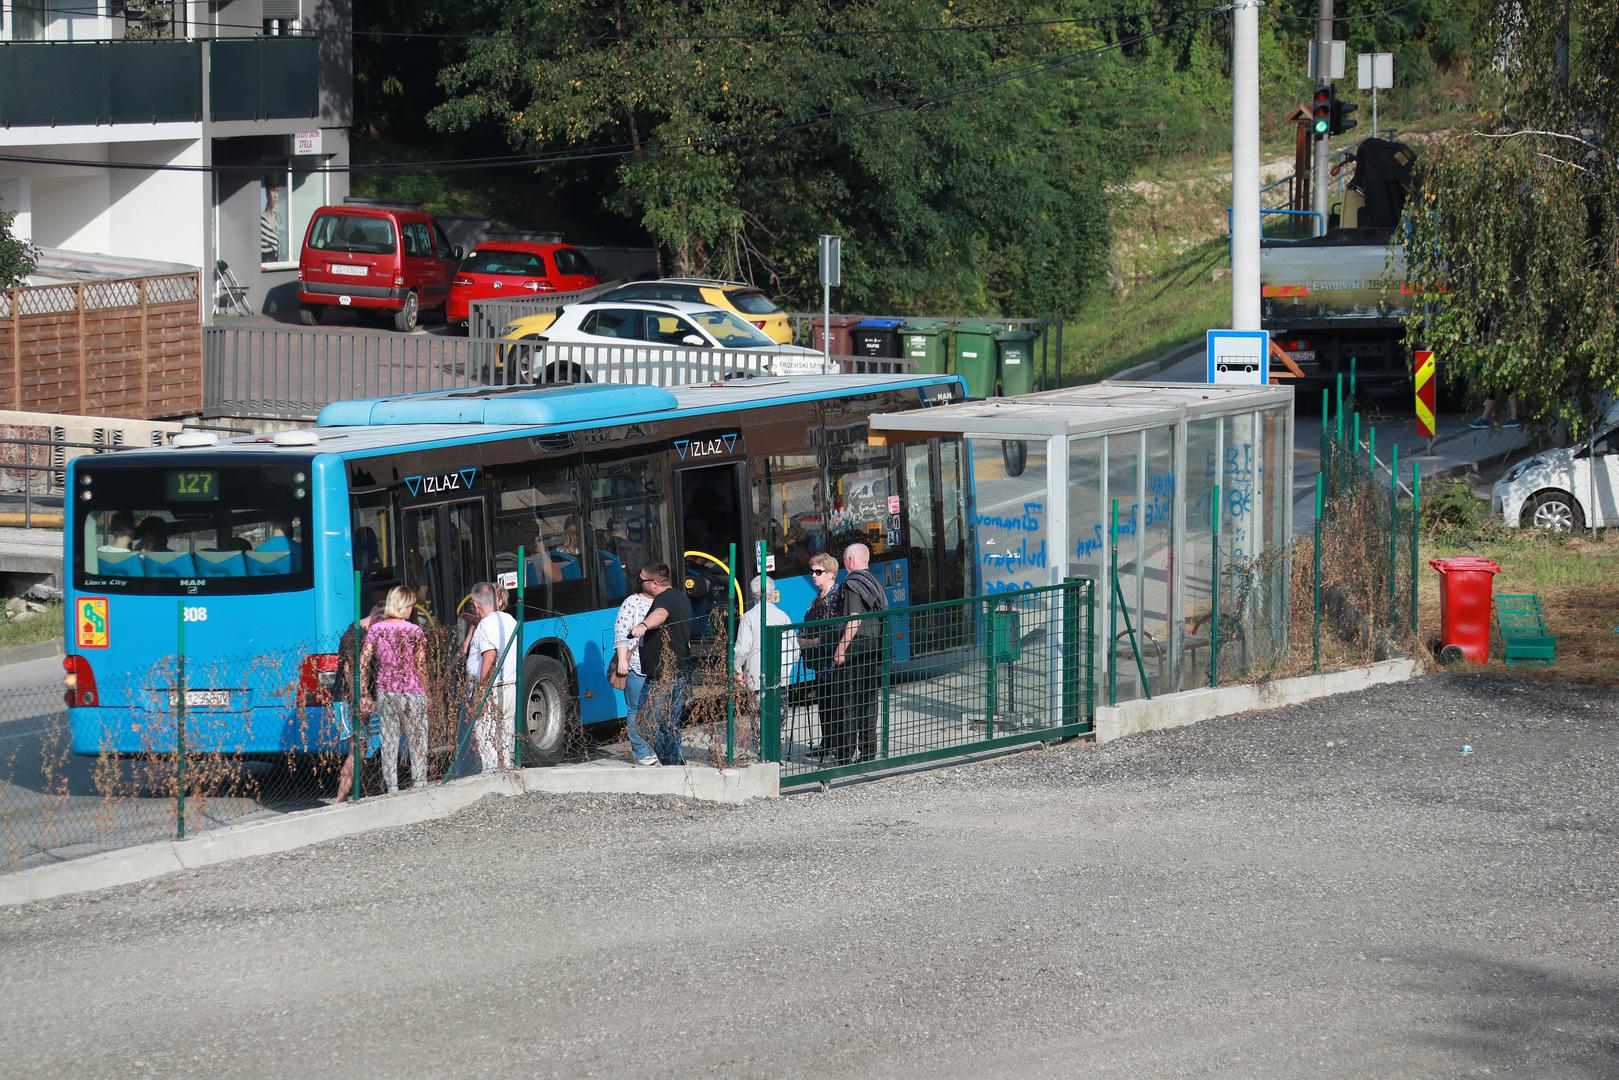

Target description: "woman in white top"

left=612, top=577, right=656, bottom=765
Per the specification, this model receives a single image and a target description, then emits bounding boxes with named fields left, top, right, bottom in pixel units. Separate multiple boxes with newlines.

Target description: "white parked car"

left=1491, top=405, right=1619, bottom=531
left=500, top=299, right=827, bottom=384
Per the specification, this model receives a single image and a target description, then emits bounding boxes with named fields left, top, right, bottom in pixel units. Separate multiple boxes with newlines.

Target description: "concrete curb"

left=1107, top=338, right=1204, bottom=383
left=0, top=639, right=62, bottom=667
left=0, top=761, right=779, bottom=907
left=1093, top=658, right=1423, bottom=744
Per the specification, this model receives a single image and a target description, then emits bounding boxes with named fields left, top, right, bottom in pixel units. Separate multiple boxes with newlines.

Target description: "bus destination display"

left=166, top=469, right=219, bottom=501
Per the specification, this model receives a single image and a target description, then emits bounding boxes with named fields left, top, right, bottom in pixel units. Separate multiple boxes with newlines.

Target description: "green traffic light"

left=1313, top=118, right=1329, bottom=134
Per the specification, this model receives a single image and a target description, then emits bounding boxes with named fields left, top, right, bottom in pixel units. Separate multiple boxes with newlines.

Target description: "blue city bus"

left=62, top=374, right=971, bottom=762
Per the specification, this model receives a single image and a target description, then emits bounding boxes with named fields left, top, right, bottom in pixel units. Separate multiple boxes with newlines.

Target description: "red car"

left=446, top=241, right=601, bottom=329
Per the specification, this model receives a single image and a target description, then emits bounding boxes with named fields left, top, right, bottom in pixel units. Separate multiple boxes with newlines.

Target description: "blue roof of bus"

left=129, top=375, right=959, bottom=460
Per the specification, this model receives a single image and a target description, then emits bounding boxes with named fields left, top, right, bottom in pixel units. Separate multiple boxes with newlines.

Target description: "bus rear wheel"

left=521, top=654, right=574, bottom=764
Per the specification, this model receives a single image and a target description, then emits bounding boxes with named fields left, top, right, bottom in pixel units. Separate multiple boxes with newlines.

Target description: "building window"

left=259, top=165, right=325, bottom=270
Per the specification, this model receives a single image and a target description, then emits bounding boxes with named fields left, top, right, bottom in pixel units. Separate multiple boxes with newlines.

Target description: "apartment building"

left=0, top=0, right=352, bottom=320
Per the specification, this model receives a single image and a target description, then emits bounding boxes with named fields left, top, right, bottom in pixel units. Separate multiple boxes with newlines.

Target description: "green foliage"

left=1421, top=478, right=1485, bottom=533
left=0, top=197, right=37, bottom=291
left=1400, top=0, right=1619, bottom=438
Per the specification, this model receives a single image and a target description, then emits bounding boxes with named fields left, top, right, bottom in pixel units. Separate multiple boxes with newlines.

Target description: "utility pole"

left=1311, top=0, right=1334, bottom=234
left=1230, top=0, right=1261, bottom=330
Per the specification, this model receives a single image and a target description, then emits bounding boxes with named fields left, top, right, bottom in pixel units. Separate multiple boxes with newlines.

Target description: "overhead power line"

left=0, top=4, right=1232, bottom=178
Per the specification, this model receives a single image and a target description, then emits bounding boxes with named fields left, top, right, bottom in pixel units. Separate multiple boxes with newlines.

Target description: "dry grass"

left=1420, top=528, right=1619, bottom=686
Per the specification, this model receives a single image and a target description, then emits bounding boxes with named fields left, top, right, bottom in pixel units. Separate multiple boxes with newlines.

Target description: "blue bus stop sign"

left=1206, top=329, right=1270, bottom=385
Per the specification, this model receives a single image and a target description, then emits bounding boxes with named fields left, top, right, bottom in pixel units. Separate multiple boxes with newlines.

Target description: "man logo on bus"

left=674, top=433, right=737, bottom=460
left=402, top=467, right=479, bottom=497
left=76, top=597, right=109, bottom=649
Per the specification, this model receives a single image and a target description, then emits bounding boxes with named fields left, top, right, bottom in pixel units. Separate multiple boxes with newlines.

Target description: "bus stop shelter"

left=871, top=382, right=1294, bottom=702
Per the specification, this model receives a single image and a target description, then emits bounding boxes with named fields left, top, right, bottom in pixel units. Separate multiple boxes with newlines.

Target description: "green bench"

left=1494, top=593, right=1556, bottom=666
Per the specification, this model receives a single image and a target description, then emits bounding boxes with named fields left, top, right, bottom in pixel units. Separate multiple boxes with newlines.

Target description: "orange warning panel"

left=1261, top=285, right=1309, bottom=297
left=76, top=597, right=109, bottom=649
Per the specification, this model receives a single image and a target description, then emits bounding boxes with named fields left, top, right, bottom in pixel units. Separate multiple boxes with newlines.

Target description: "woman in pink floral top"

left=361, top=585, right=430, bottom=793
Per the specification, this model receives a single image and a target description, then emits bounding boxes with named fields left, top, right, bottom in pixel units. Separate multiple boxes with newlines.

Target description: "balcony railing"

left=0, top=37, right=318, bottom=129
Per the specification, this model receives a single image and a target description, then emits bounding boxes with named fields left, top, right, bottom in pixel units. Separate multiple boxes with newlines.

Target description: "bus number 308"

left=182, top=607, right=208, bottom=623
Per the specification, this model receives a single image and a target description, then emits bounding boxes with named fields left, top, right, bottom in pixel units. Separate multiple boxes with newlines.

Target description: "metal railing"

left=0, top=36, right=318, bottom=128
left=202, top=327, right=915, bottom=419
left=465, top=278, right=627, bottom=340
left=760, top=579, right=1095, bottom=787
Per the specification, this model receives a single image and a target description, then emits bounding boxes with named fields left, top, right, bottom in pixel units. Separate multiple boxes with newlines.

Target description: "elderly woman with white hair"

left=733, top=575, right=799, bottom=694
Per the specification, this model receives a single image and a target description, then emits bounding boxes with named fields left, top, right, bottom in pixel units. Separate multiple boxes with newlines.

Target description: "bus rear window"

left=74, top=462, right=313, bottom=594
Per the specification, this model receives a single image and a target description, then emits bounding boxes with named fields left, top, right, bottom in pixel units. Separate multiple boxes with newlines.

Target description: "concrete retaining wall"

left=1093, top=659, right=1424, bottom=744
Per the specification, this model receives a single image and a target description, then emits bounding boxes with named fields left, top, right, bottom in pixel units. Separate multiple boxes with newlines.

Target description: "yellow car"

left=590, top=278, right=793, bottom=344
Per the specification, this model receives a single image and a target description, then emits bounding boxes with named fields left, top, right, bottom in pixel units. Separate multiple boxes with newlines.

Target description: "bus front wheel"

left=521, top=654, right=574, bottom=764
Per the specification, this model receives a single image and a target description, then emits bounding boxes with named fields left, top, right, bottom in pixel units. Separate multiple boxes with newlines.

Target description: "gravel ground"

left=3, top=671, right=1617, bottom=1079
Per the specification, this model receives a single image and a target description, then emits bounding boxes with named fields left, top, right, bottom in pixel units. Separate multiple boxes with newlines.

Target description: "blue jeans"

left=623, top=671, right=654, bottom=761
left=642, top=676, right=687, bottom=765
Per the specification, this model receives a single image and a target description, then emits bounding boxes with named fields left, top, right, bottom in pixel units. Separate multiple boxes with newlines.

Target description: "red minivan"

left=297, top=204, right=462, bottom=331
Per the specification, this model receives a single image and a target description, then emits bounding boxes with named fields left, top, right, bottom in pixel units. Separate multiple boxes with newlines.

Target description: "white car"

left=1491, top=405, right=1619, bottom=531
left=504, top=299, right=827, bottom=383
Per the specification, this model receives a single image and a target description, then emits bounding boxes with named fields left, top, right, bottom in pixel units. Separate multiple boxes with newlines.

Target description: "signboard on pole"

left=1206, top=329, right=1270, bottom=386
left=818, top=235, right=842, bottom=287
left=1308, top=40, right=1346, bottom=80
left=1413, top=349, right=1436, bottom=437
left=1357, top=52, right=1393, bottom=90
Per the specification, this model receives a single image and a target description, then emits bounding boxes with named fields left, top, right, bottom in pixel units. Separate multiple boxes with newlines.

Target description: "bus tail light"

left=63, top=654, right=99, bottom=708
left=300, top=654, right=341, bottom=707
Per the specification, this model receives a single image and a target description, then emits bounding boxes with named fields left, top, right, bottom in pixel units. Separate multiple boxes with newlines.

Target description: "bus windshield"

left=74, top=462, right=312, bottom=594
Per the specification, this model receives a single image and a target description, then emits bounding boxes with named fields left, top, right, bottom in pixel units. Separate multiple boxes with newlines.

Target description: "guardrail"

left=202, top=327, right=913, bottom=420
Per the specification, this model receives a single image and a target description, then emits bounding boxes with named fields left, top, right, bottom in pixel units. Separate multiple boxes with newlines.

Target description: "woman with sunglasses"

left=796, top=553, right=842, bottom=761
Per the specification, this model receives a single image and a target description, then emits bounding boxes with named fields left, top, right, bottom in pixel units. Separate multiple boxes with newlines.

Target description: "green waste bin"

left=995, top=326, right=1040, bottom=397
left=952, top=319, right=999, bottom=399
left=900, top=318, right=951, bottom=375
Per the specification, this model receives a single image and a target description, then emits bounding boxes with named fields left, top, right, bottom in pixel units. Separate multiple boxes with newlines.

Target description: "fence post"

left=175, top=601, right=187, bottom=841
left=1334, top=373, right=1344, bottom=444
left=1411, top=461, right=1421, bottom=641
left=1349, top=356, right=1357, bottom=403
left=1313, top=473, right=1323, bottom=671
left=1108, top=499, right=1118, bottom=706
left=880, top=609, right=891, bottom=758
left=351, top=571, right=362, bottom=802
left=1210, top=483, right=1221, bottom=688
left=1062, top=578, right=1081, bottom=729
left=725, top=542, right=737, bottom=767
left=760, top=625, right=780, bottom=762
left=1389, top=444, right=1399, bottom=632
left=514, top=548, right=526, bottom=771
left=984, top=602, right=998, bottom=738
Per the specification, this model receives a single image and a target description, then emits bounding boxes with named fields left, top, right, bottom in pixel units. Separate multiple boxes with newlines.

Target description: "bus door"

left=903, top=439, right=970, bottom=654
left=401, top=498, right=489, bottom=627
left=674, top=461, right=748, bottom=642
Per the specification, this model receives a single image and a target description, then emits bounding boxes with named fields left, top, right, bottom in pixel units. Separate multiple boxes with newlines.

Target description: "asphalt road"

left=4, top=672, right=1615, bottom=1078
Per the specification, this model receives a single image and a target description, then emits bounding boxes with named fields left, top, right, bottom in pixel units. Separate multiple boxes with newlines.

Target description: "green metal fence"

left=1308, top=374, right=1421, bottom=669
left=759, top=579, right=1095, bottom=787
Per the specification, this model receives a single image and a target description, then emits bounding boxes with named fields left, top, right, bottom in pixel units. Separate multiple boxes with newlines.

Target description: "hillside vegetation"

left=352, top=1, right=1480, bottom=352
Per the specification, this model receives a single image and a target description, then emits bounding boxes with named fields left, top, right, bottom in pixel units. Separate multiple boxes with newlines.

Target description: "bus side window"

left=350, top=491, right=395, bottom=582
left=491, top=462, right=593, bottom=617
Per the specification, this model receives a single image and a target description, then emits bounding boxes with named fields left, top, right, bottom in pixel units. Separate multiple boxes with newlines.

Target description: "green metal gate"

left=760, top=579, right=1095, bottom=786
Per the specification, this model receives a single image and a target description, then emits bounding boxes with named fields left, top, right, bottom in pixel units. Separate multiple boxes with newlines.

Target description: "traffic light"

left=1330, top=94, right=1358, bottom=136
left=1311, top=87, right=1332, bottom=139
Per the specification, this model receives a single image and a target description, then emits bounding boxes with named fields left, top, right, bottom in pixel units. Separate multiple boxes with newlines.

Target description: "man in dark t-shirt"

left=628, top=562, right=693, bottom=764
left=833, top=542, right=888, bottom=764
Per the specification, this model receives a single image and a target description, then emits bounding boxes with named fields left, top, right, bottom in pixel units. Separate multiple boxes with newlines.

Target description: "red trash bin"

left=1429, top=556, right=1500, bottom=663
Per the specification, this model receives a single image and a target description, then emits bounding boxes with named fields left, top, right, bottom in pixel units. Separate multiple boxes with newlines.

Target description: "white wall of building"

left=109, top=140, right=206, bottom=266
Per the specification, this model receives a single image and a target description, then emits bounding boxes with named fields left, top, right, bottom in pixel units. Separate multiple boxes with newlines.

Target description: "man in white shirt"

left=467, top=581, right=519, bottom=772
left=733, top=576, right=798, bottom=693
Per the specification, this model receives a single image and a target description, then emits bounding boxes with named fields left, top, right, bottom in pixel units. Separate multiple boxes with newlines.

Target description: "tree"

left=1399, top=0, right=1619, bottom=438
left=426, top=0, right=1135, bottom=313
left=0, top=197, right=37, bottom=291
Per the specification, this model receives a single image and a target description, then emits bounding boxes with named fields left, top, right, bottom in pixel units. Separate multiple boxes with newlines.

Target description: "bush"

left=1422, top=478, right=1484, bottom=532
